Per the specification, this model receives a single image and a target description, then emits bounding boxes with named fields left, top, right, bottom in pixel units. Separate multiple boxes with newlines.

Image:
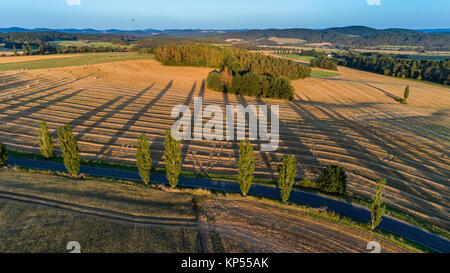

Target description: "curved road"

left=5, top=156, right=450, bottom=253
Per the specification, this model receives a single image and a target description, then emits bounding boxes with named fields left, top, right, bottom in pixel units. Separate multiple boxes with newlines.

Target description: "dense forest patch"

left=335, top=52, right=449, bottom=85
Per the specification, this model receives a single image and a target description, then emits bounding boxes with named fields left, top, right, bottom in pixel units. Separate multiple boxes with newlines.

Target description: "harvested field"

left=268, top=37, right=306, bottom=45
left=307, top=42, right=332, bottom=47
left=0, top=170, right=199, bottom=252
left=199, top=196, right=410, bottom=253
left=0, top=170, right=411, bottom=253
left=0, top=59, right=448, bottom=228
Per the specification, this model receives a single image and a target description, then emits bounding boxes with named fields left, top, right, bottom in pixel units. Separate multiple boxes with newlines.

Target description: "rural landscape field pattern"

left=0, top=53, right=448, bottom=231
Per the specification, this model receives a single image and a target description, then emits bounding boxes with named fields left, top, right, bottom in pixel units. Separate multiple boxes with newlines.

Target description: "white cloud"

left=67, top=0, right=81, bottom=6
left=366, top=0, right=381, bottom=6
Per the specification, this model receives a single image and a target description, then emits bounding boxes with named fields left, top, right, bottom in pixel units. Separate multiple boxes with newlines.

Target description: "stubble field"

left=0, top=57, right=448, bottom=228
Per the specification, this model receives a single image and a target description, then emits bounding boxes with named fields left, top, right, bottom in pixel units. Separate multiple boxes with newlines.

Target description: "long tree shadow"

left=179, top=81, right=198, bottom=165
left=221, top=89, right=240, bottom=168
left=0, top=74, right=86, bottom=106
left=281, top=97, right=329, bottom=178
left=179, top=81, right=210, bottom=176
left=0, top=75, right=35, bottom=93
left=364, top=83, right=396, bottom=100
left=319, top=102, right=450, bottom=219
left=99, top=81, right=172, bottom=157
left=289, top=99, right=448, bottom=219
left=69, top=95, right=124, bottom=136
left=253, top=96, right=280, bottom=178
left=0, top=88, right=85, bottom=124
left=151, top=81, right=200, bottom=173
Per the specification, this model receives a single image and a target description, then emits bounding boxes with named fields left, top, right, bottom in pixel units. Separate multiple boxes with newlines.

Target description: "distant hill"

left=1, top=26, right=449, bottom=49
left=0, top=27, right=162, bottom=36
left=211, top=26, right=450, bottom=49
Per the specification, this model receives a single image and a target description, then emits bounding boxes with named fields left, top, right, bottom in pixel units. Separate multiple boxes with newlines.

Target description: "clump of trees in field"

left=136, top=134, right=152, bottom=185
left=238, top=140, right=254, bottom=197
left=317, top=165, right=347, bottom=195
left=395, top=85, right=410, bottom=104
left=310, top=58, right=338, bottom=70
left=208, top=70, right=295, bottom=99
left=0, top=142, right=7, bottom=167
left=371, top=178, right=387, bottom=230
left=278, top=155, right=297, bottom=203
left=335, top=52, right=450, bottom=85
left=38, top=121, right=54, bottom=159
left=272, top=48, right=329, bottom=58
left=154, top=44, right=311, bottom=100
left=301, top=49, right=329, bottom=58
left=164, top=130, right=182, bottom=188
left=57, top=125, right=80, bottom=176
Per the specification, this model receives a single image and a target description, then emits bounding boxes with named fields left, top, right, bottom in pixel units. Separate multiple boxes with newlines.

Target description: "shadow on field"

left=288, top=95, right=448, bottom=222
left=98, top=81, right=172, bottom=157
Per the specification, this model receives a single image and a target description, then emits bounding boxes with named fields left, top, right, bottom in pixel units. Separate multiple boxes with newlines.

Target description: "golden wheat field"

left=0, top=59, right=448, bottom=227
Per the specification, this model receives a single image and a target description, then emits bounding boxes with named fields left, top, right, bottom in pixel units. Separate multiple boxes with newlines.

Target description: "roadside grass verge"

left=7, top=149, right=449, bottom=241
left=0, top=52, right=153, bottom=71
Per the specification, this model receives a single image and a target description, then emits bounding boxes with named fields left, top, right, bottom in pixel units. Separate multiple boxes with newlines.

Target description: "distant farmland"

left=48, top=40, right=127, bottom=49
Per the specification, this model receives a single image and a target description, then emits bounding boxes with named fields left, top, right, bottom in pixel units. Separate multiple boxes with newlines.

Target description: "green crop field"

left=0, top=52, right=154, bottom=71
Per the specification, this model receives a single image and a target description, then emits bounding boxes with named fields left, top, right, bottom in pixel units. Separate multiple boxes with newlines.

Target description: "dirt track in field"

left=0, top=59, right=448, bottom=227
left=199, top=196, right=410, bottom=253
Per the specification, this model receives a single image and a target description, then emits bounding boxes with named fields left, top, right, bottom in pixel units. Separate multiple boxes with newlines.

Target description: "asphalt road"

left=5, top=156, right=450, bottom=253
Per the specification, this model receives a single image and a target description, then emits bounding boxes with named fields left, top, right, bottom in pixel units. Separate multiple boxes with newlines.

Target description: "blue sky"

left=0, top=0, right=449, bottom=30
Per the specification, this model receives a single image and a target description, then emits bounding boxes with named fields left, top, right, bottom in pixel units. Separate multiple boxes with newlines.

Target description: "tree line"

left=0, top=134, right=387, bottom=230
left=6, top=43, right=130, bottom=56
left=0, top=31, right=135, bottom=45
left=335, top=52, right=450, bottom=85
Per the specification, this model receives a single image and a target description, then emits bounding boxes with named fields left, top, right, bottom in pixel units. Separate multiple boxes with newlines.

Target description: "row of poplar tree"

left=34, top=121, right=182, bottom=187
left=0, top=123, right=386, bottom=230
left=236, top=140, right=386, bottom=230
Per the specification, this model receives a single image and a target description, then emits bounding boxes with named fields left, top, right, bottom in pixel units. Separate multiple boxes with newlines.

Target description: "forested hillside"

left=214, top=26, right=450, bottom=50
